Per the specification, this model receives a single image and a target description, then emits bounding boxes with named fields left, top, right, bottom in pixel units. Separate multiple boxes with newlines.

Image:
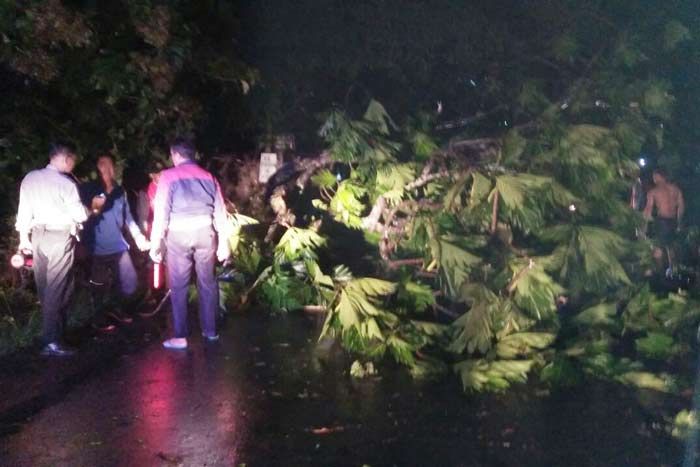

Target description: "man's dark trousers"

left=31, top=226, right=75, bottom=345
left=166, top=226, right=218, bottom=338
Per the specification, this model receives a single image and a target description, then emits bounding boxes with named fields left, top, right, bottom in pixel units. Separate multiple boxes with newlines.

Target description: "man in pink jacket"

left=149, top=139, right=230, bottom=349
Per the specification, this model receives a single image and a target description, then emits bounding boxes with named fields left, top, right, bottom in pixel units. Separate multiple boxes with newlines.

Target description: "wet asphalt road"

left=0, top=312, right=686, bottom=467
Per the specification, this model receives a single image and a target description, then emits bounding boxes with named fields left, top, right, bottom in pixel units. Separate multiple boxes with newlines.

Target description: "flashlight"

left=10, top=250, right=32, bottom=269
left=638, top=157, right=646, bottom=167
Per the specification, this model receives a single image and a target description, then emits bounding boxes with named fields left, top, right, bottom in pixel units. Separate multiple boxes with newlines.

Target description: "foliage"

left=0, top=0, right=255, bottom=215
left=454, top=359, right=535, bottom=393
left=634, top=332, right=678, bottom=360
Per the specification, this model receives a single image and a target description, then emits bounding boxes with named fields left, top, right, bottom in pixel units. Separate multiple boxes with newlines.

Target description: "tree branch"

left=490, top=190, right=499, bottom=234
left=385, top=258, right=424, bottom=269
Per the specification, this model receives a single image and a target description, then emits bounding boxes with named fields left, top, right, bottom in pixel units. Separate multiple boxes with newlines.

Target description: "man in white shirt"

left=15, top=144, right=88, bottom=356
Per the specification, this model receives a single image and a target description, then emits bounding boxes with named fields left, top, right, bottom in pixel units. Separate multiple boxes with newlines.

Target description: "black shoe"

left=40, top=342, right=76, bottom=357
left=107, top=310, right=133, bottom=324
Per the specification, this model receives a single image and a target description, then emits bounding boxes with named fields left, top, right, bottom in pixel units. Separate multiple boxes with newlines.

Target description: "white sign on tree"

left=258, top=152, right=278, bottom=183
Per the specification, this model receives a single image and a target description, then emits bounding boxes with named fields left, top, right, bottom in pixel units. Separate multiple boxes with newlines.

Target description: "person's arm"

left=643, top=190, right=655, bottom=220
left=135, top=190, right=150, bottom=232
left=15, top=178, right=33, bottom=251
left=65, top=180, right=89, bottom=224
left=677, top=189, right=685, bottom=225
left=212, top=176, right=231, bottom=262
left=123, top=194, right=149, bottom=250
left=149, top=174, right=171, bottom=262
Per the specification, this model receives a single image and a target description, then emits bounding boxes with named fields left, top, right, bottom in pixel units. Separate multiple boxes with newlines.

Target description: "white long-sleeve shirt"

left=15, top=164, right=88, bottom=235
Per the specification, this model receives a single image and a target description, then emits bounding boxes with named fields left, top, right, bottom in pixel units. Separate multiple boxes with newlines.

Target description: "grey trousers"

left=166, top=227, right=218, bottom=338
left=31, top=226, right=75, bottom=345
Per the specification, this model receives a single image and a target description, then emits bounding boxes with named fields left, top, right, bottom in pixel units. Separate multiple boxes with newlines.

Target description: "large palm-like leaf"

left=329, top=180, right=367, bottom=228
left=226, top=213, right=259, bottom=253
left=490, top=173, right=572, bottom=233
left=319, top=101, right=400, bottom=164
left=495, top=332, right=557, bottom=359
left=375, top=163, right=416, bottom=205
left=454, top=358, right=535, bottom=392
left=507, top=259, right=563, bottom=320
left=274, top=227, right=326, bottom=263
left=448, top=284, right=499, bottom=355
left=429, top=236, right=481, bottom=298
left=542, top=224, right=632, bottom=293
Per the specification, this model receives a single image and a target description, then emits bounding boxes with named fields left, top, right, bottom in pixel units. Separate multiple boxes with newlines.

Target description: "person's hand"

left=91, top=195, right=106, bottom=213
left=136, top=236, right=151, bottom=252
left=18, top=237, right=32, bottom=254
left=216, top=241, right=230, bottom=263
left=149, top=246, right=163, bottom=263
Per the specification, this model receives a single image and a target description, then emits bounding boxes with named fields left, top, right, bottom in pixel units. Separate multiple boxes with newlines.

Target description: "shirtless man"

left=643, top=168, right=684, bottom=274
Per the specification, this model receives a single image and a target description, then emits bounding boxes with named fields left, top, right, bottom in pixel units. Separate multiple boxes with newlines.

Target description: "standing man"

left=15, top=144, right=88, bottom=356
left=81, top=154, right=150, bottom=331
left=149, top=139, right=230, bottom=349
left=644, top=168, right=685, bottom=275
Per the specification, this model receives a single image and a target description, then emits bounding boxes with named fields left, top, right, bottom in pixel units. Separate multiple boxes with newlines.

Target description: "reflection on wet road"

left=0, top=313, right=686, bottom=466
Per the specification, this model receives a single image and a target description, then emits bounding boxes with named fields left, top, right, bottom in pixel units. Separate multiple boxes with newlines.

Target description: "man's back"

left=16, top=166, right=87, bottom=231
left=648, top=182, right=683, bottom=219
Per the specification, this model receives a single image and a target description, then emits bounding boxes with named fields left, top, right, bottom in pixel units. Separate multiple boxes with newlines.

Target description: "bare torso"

left=645, top=182, right=684, bottom=220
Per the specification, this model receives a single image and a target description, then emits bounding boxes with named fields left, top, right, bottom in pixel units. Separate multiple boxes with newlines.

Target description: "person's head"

left=146, top=159, right=164, bottom=183
left=96, top=154, right=116, bottom=182
left=169, top=139, right=195, bottom=166
left=653, top=168, right=668, bottom=185
left=49, top=143, right=77, bottom=173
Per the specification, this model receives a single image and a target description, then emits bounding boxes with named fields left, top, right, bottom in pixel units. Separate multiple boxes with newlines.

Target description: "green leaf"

left=501, top=129, right=527, bottom=166
left=517, top=80, right=550, bottom=114
left=664, top=20, right=691, bottom=51
left=543, top=225, right=631, bottom=293
left=387, top=334, right=415, bottom=365
left=227, top=213, right=259, bottom=253
left=411, top=131, right=439, bottom=160
left=618, top=371, right=676, bottom=393
left=337, top=289, right=361, bottom=328
left=443, top=173, right=470, bottom=213
left=363, top=99, right=396, bottom=135
left=311, top=169, right=338, bottom=189
left=430, top=237, right=481, bottom=298
left=573, top=302, right=618, bottom=330
left=469, top=172, right=492, bottom=206
left=635, top=332, right=677, bottom=360
left=454, top=358, right=534, bottom=392
left=375, top=163, right=415, bottom=204
left=347, top=277, right=397, bottom=298
left=495, top=332, right=556, bottom=359
left=508, top=260, right=562, bottom=320
left=275, top=227, right=326, bottom=263
left=329, top=180, right=366, bottom=228
left=449, top=284, right=497, bottom=354
left=642, top=81, right=674, bottom=120
left=398, top=281, right=435, bottom=313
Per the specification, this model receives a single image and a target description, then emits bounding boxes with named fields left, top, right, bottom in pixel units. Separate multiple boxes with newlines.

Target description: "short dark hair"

left=653, top=167, right=668, bottom=179
left=49, top=143, right=76, bottom=160
left=170, top=138, right=195, bottom=160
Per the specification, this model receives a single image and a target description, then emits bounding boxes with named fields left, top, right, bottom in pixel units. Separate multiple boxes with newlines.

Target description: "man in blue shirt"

left=81, top=154, right=150, bottom=330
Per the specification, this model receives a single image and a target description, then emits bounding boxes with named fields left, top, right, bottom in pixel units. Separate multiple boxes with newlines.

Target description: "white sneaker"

left=202, top=333, right=220, bottom=342
left=162, top=337, right=188, bottom=350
